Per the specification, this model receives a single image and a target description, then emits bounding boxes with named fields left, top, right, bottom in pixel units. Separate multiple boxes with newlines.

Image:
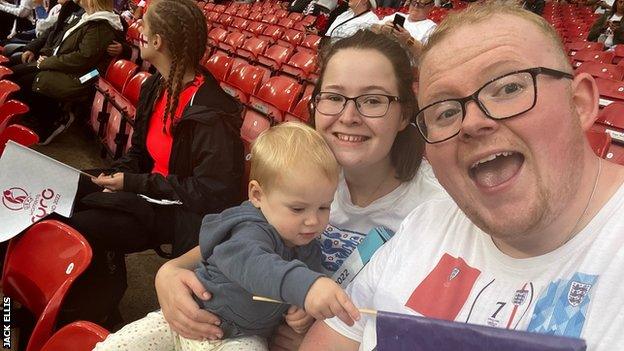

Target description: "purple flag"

left=376, top=311, right=586, bottom=351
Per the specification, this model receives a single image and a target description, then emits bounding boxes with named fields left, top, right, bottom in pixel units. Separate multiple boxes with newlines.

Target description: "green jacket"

left=33, top=16, right=122, bottom=101
left=588, top=12, right=624, bottom=45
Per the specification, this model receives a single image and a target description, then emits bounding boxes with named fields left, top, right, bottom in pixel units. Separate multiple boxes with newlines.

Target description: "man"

left=378, top=0, right=436, bottom=44
left=301, top=2, right=624, bottom=351
left=324, top=0, right=378, bottom=38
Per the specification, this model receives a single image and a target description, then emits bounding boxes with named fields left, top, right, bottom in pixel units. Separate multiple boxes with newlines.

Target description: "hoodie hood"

left=198, top=202, right=268, bottom=260
left=59, top=11, right=123, bottom=45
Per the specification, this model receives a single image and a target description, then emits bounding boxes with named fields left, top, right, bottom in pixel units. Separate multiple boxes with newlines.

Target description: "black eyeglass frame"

left=312, top=92, right=401, bottom=118
left=415, top=66, right=574, bottom=144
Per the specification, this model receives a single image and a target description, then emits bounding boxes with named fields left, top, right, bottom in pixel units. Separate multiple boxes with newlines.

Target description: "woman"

left=154, top=29, right=446, bottom=350
left=0, top=0, right=35, bottom=41
left=324, top=0, right=378, bottom=38
left=15, top=0, right=124, bottom=144
left=588, top=0, right=624, bottom=48
left=57, top=0, right=244, bottom=328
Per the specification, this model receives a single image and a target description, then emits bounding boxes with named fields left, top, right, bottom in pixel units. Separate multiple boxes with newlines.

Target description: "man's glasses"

left=414, top=67, right=574, bottom=144
left=410, top=0, right=434, bottom=8
left=313, top=92, right=400, bottom=118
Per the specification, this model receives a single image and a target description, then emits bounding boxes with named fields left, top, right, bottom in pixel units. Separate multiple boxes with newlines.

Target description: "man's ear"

left=570, top=72, right=600, bottom=131
left=248, top=180, right=263, bottom=208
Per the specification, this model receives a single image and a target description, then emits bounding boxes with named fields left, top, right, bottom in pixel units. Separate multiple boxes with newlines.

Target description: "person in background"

left=588, top=0, right=624, bottom=48
left=376, top=0, right=436, bottom=56
left=0, top=0, right=35, bottom=41
left=57, top=0, right=244, bottom=330
left=324, top=0, right=378, bottom=38
left=152, top=29, right=447, bottom=351
left=300, top=2, right=624, bottom=350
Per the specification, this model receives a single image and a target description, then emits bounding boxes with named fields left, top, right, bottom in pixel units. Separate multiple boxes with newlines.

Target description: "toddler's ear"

left=248, top=180, right=264, bottom=208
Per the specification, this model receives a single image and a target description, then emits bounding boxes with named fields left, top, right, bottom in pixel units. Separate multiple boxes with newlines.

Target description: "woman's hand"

left=155, top=260, right=224, bottom=340
left=92, top=172, right=124, bottom=192
left=269, top=324, right=306, bottom=351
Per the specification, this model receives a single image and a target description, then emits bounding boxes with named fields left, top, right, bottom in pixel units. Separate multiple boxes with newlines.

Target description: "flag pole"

left=8, top=141, right=95, bottom=179
left=252, top=296, right=377, bottom=315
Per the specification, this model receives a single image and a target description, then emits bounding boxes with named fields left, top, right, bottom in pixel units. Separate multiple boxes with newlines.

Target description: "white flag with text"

left=0, top=141, right=80, bottom=242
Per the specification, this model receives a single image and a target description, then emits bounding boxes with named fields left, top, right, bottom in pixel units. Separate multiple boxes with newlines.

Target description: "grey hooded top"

left=194, top=201, right=324, bottom=338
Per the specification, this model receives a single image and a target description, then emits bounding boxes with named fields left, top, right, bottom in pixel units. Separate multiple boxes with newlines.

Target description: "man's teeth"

left=337, top=134, right=366, bottom=142
left=471, top=152, right=514, bottom=169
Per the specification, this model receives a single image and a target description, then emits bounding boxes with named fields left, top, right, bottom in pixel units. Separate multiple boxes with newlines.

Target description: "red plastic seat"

left=236, top=37, right=269, bottom=60
left=284, top=93, right=311, bottom=122
left=224, top=3, right=239, bottom=15
left=218, top=31, right=247, bottom=54
left=301, top=14, right=316, bottom=26
left=247, top=11, right=263, bottom=21
left=104, top=95, right=135, bottom=159
left=606, top=143, right=624, bottom=165
left=281, top=51, right=317, bottom=80
left=229, top=17, right=250, bottom=32
left=0, top=79, right=20, bottom=105
left=0, top=65, right=12, bottom=80
left=204, top=2, right=215, bottom=11
left=0, top=124, right=38, bottom=154
left=249, top=75, right=303, bottom=122
left=277, top=29, right=304, bottom=48
left=261, top=14, right=279, bottom=24
left=288, top=12, right=304, bottom=21
left=570, top=50, right=615, bottom=68
left=298, top=34, right=321, bottom=53
left=244, top=21, right=268, bottom=36
left=215, top=13, right=234, bottom=28
left=220, top=64, right=268, bottom=103
left=122, top=71, right=151, bottom=106
left=586, top=130, right=612, bottom=158
left=1, top=220, right=91, bottom=351
left=258, top=44, right=294, bottom=70
left=105, top=59, right=138, bottom=92
left=0, top=55, right=9, bottom=64
left=576, top=62, right=624, bottom=80
left=259, top=24, right=285, bottom=44
left=0, top=99, right=29, bottom=133
left=566, top=41, right=603, bottom=54
left=206, top=10, right=220, bottom=23
left=597, top=101, right=624, bottom=129
left=273, top=9, right=288, bottom=18
left=595, top=77, right=624, bottom=106
left=213, top=4, right=226, bottom=12
left=277, top=17, right=295, bottom=29
left=207, top=27, right=229, bottom=52
left=203, top=54, right=234, bottom=81
left=41, top=321, right=109, bottom=351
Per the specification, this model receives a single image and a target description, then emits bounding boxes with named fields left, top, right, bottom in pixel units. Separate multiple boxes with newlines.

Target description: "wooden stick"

left=252, top=296, right=377, bottom=315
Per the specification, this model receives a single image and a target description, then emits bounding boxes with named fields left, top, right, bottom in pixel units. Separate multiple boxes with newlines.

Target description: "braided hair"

left=145, top=0, right=207, bottom=132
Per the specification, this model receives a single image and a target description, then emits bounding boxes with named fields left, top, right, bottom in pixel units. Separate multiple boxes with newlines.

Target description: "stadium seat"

left=236, top=37, right=269, bottom=60
left=220, top=64, right=268, bottom=103
left=104, top=96, right=134, bottom=159
left=249, top=75, right=303, bottom=122
left=298, top=34, right=321, bottom=54
left=576, top=62, right=624, bottom=80
left=241, top=108, right=271, bottom=144
left=218, top=31, right=247, bottom=55
left=105, top=59, right=138, bottom=92
left=595, top=77, right=624, bottom=106
left=0, top=55, right=9, bottom=64
left=258, top=44, right=294, bottom=70
left=281, top=51, right=317, bottom=81
left=597, top=101, right=624, bottom=130
left=204, top=2, right=215, bottom=11
left=0, top=65, right=12, bottom=80
left=122, top=71, right=151, bottom=107
left=606, top=143, right=624, bottom=165
left=566, top=41, right=603, bottom=55
left=273, top=9, right=288, bottom=18
left=203, top=54, right=235, bottom=81
left=288, top=12, right=304, bottom=22
left=0, top=99, right=29, bottom=133
left=229, top=17, right=250, bottom=32
left=259, top=24, right=285, bottom=44
left=571, top=50, right=615, bottom=68
left=0, top=124, right=38, bottom=154
left=248, top=11, right=263, bottom=21
left=586, top=130, right=612, bottom=158
left=41, top=321, right=109, bottom=351
left=206, top=11, right=220, bottom=23
left=301, top=14, right=316, bottom=26
left=277, top=17, right=295, bottom=29
left=207, top=27, right=229, bottom=48
left=0, top=79, right=20, bottom=105
left=1, top=220, right=91, bottom=351
left=213, top=4, right=226, bottom=12
left=284, top=93, right=311, bottom=122
left=215, top=13, right=234, bottom=28
left=244, top=21, right=268, bottom=36
left=277, top=29, right=304, bottom=48
left=224, top=3, right=238, bottom=15
left=261, top=14, right=279, bottom=24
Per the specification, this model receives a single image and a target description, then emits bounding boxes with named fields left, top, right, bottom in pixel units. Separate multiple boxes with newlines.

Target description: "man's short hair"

left=420, top=0, right=571, bottom=70
left=250, top=122, right=340, bottom=190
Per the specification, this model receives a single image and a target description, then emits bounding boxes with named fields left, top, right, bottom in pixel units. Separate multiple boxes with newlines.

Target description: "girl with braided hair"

left=58, top=0, right=244, bottom=329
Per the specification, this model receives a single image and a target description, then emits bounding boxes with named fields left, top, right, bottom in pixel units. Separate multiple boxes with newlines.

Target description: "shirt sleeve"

left=0, top=0, right=33, bottom=18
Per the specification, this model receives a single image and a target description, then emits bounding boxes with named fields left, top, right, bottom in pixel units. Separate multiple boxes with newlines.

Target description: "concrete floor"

left=34, top=122, right=166, bottom=328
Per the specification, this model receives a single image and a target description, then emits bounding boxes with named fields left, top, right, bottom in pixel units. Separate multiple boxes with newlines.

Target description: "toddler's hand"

left=303, top=277, right=360, bottom=326
left=284, top=306, right=315, bottom=334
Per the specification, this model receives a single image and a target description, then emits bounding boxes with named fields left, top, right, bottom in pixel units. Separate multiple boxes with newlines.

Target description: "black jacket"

left=111, top=69, right=245, bottom=255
